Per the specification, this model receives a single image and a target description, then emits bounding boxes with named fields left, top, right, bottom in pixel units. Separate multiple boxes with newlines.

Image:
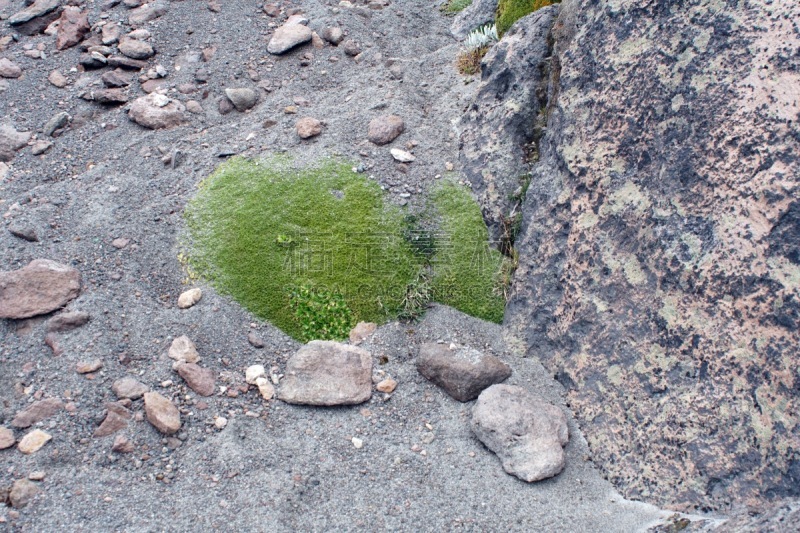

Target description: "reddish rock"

left=0, top=260, right=81, bottom=319
left=93, top=403, right=131, bottom=437
left=112, top=377, right=149, bottom=400
left=111, top=434, right=134, bottom=453
left=8, top=479, right=39, bottom=508
left=296, top=117, right=322, bottom=139
left=367, top=115, right=405, bottom=145
left=143, top=392, right=181, bottom=435
left=176, top=363, right=215, bottom=396
left=0, top=427, right=15, bottom=449
left=55, top=7, right=90, bottom=50
left=45, top=311, right=90, bottom=333
left=11, top=398, right=63, bottom=429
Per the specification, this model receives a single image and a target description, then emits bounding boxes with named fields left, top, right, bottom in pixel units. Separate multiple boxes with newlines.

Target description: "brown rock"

left=17, top=429, right=51, bottom=454
left=112, top=377, right=149, bottom=400
left=278, top=341, right=373, bottom=406
left=0, top=259, right=81, bottom=319
left=349, top=322, right=377, bottom=345
left=111, top=434, right=134, bottom=453
left=140, top=79, right=165, bottom=94
left=376, top=378, right=397, bottom=394
left=118, top=37, right=155, bottom=60
left=168, top=335, right=200, bottom=363
left=267, top=23, right=312, bottom=54
left=416, top=343, right=512, bottom=402
left=0, top=427, right=15, bottom=449
left=76, top=359, right=103, bottom=374
left=128, top=2, right=167, bottom=25
left=11, top=398, right=63, bottom=429
left=55, top=7, right=90, bottom=50
left=128, top=93, right=186, bottom=129
left=367, top=115, right=404, bottom=145
left=0, top=58, right=22, bottom=78
left=93, top=403, right=131, bottom=437
left=143, top=392, right=181, bottom=435
left=296, top=117, right=322, bottom=139
left=0, top=123, right=31, bottom=162
left=9, top=479, right=39, bottom=508
left=320, top=27, right=344, bottom=46
left=175, top=362, right=216, bottom=396
left=45, top=311, right=90, bottom=333
left=48, top=70, right=68, bottom=87
left=101, top=69, right=132, bottom=88
left=107, top=55, right=148, bottom=70
left=177, top=288, right=202, bottom=309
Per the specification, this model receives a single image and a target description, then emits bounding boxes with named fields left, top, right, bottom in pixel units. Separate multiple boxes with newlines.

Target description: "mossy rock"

left=496, top=0, right=559, bottom=36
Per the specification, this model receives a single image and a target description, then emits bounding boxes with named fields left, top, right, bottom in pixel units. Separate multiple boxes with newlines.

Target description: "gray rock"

left=46, top=311, right=90, bottom=333
left=31, top=141, right=52, bottom=155
left=128, top=2, right=167, bottom=25
left=367, top=114, right=404, bottom=145
left=0, top=259, right=81, bottom=319
left=8, top=0, right=61, bottom=26
left=0, top=58, right=22, bottom=78
left=8, top=226, right=38, bottom=242
left=43, top=111, right=70, bottom=137
left=128, top=93, right=187, bottom=129
left=451, top=0, right=499, bottom=39
left=471, top=384, right=569, bottom=482
left=102, top=23, right=121, bottom=45
left=278, top=341, right=372, bottom=406
left=0, top=427, right=15, bottom=450
left=342, top=39, right=362, bottom=57
left=458, top=6, right=558, bottom=242
left=118, top=37, right=155, bottom=60
left=267, top=23, right=312, bottom=55
left=320, top=26, right=344, bottom=45
left=0, top=123, right=31, bottom=162
left=112, top=377, right=149, bottom=400
left=107, top=55, right=148, bottom=70
left=101, top=69, right=132, bottom=88
left=416, top=343, right=512, bottom=401
left=224, top=88, right=258, bottom=111
left=143, top=392, right=181, bottom=435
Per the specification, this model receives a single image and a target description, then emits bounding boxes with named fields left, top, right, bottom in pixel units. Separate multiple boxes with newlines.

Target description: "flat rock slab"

left=278, top=341, right=372, bottom=406
left=8, top=0, right=60, bottom=26
left=11, top=398, right=63, bottom=429
left=112, top=377, right=149, bottom=400
left=471, top=384, right=569, bottom=482
left=0, top=259, right=81, bottom=319
left=144, top=392, right=181, bottom=435
left=416, top=343, right=512, bottom=402
left=268, top=23, right=312, bottom=54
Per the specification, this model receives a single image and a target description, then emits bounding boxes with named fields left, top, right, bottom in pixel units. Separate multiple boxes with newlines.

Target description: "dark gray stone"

left=416, top=343, right=511, bottom=402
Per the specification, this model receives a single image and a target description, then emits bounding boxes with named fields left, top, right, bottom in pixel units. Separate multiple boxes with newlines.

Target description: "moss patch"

left=183, top=158, right=505, bottom=341
left=496, top=0, right=559, bottom=36
left=442, top=0, right=473, bottom=14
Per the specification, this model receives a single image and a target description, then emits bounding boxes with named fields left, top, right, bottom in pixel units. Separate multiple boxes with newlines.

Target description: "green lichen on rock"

left=183, top=157, right=505, bottom=341
left=496, top=0, right=559, bottom=36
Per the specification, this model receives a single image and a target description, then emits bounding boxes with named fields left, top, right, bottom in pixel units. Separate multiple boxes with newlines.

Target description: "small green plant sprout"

left=456, top=24, right=498, bottom=76
left=289, top=284, right=356, bottom=342
left=442, top=0, right=473, bottom=14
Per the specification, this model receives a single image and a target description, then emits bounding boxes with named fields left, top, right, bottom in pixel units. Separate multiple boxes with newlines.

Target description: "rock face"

left=450, top=0, right=499, bottom=39
left=278, top=341, right=372, bottom=406
left=267, top=23, right=312, bottom=54
left=504, top=0, right=800, bottom=511
left=416, top=343, right=512, bottom=402
left=128, top=93, right=186, bottom=130
left=0, top=260, right=81, bottom=319
left=471, top=385, right=569, bottom=482
left=459, top=6, right=558, bottom=242
left=143, top=392, right=181, bottom=435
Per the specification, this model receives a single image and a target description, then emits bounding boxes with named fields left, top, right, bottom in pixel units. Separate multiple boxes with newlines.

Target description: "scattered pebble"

left=177, top=288, right=202, bottom=309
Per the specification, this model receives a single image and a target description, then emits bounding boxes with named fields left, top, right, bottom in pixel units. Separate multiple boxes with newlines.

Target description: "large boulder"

left=504, top=0, right=800, bottom=511
left=0, top=260, right=81, bottom=319
left=471, top=385, right=569, bottom=482
left=458, top=6, right=559, bottom=243
left=278, top=341, right=372, bottom=406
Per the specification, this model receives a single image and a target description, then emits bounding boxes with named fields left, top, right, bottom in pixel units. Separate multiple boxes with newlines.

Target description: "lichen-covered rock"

left=505, top=0, right=800, bottom=511
left=459, top=6, right=558, bottom=242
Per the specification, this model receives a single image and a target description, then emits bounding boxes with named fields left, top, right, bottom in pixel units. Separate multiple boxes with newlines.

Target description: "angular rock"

left=33, top=141, right=52, bottom=156
left=101, top=69, right=132, bottom=88
left=278, top=341, right=372, bottom=406
left=118, top=37, right=154, bottom=60
left=11, top=398, right=64, bottom=428
left=175, top=362, right=215, bottom=396
left=82, top=88, right=128, bottom=105
left=93, top=402, right=131, bottom=437
left=128, top=93, right=186, bottom=129
left=224, top=88, right=257, bottom=112
left=416, top=343, right=511, bottom=402
left=471, top=384, right=569, bottom=482
left=390, top=148, right=415, bottom=162
left=9, top=226, right=38, bottom=242
left=0, top=427, right=15, bottom=449
left=107, top=55, right=148, bottom=70
left=320, top=27, right=344, bottom=45
left=177, top=287, right=202, bottom=308
left=48, top=70, right=68, bottom=87
left=45, top=311, right=89, bottom=333
left=349, top=322, right=377, bottom=345
left=43, top=111, right=69, bottom=137
left=17, top=429, right=52, bottom=454
left=247, top=331, right=265, bottom=348
left=55, top=7, right=90, bottom=50
left=245, top=364, right=266, bottom=385
left=0, top=58, right=22, bottom=78
left=128, top=2, right=167, bottom=25
left=267, top=23, right=312, bottom=54
left=255, top=377, right=275, bottom=400
left=376, top=378, right=397, bottom=394
left=8, top=0, right=61, bottom=26
left=0, top=123, right=31, bottom=162
left=143, top=392, right=181, bottom=434
left=111, top=434, right=134, bottom=453
left=367, top=115, right=404, bottom=145
left=168, top=335, right=200, bottom=363
left=101, top=22, right=121, bottom=45
left=9, top=479, right=39, bottom=508
left=0, top=259, right=81, bottom=319
left=76, top=359, right=103, bottom=374
left=112, top=377, right=149, bottom=400
left=296, top=117, right=322, bottom=139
